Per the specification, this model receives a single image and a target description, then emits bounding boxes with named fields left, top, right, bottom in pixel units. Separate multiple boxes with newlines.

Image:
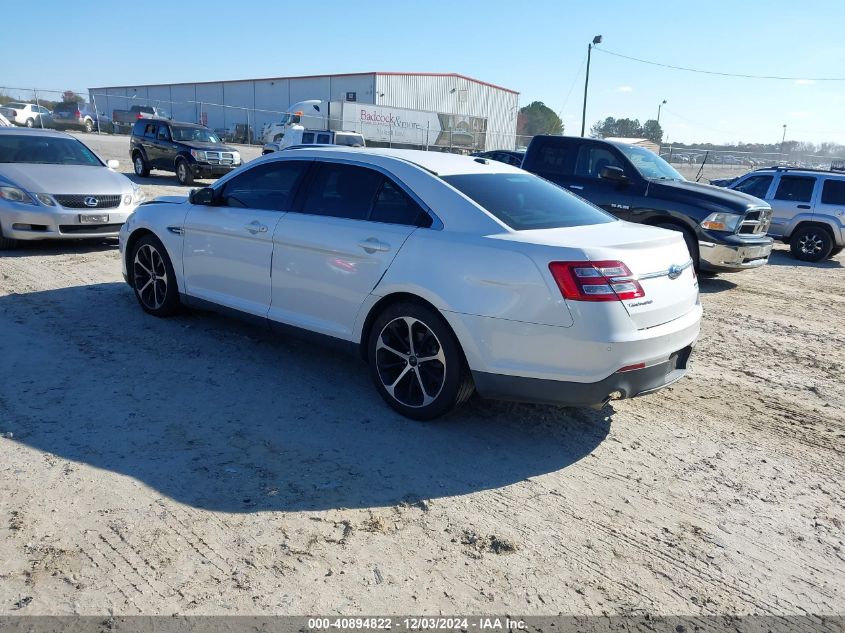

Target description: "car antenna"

left=695, top=151, right=709, bottom=182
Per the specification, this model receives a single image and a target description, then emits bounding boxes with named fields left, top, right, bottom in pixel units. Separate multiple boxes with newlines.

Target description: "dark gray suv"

left=52, top=102, right=114, bottom=133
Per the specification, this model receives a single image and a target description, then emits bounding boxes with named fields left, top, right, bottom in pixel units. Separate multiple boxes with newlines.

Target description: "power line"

left=594, top=49, right=845, bottom=81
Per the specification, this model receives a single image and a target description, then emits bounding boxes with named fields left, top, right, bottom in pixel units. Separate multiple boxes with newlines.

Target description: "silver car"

left=0, top=129, right=143, bottom=249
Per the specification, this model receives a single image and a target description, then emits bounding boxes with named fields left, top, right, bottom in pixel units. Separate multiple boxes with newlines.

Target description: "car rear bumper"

left=1, top=204, right=135, bottom=240
left=698, top=235, right=773, bottom=271
left=473, top=345, right=693, bottom=407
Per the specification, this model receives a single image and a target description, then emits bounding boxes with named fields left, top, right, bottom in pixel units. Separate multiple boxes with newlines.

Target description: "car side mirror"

left=107, top=159, right=119, bottom=169
left=189, top=187, right=215, bottom=205
left=600, top=165, right=628, bottom=182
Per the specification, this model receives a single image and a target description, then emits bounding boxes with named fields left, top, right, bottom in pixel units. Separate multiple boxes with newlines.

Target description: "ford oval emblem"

left=668, top=264, right=683, bottom=280
left=83, top=196, right=99, bottom=208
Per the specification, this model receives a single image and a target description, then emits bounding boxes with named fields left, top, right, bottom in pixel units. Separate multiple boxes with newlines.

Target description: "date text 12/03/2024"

left=307, top=618, right=527, bottom=631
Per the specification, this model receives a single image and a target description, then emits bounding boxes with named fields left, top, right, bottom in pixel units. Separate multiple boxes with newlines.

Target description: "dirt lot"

left=0, top=132, right=843, bottom=616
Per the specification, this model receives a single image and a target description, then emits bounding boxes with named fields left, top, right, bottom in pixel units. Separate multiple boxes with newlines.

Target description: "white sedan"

left=119, top=148, right=701, bottom=420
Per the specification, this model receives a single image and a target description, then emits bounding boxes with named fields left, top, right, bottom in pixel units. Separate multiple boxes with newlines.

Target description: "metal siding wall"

left=288, top=77, right=332, bottom=107
left=194, top=83, right=224, bottom=131
left=170, top=84, right=197, bottom=122
left=254, top=79, right=290, bottom=133
left=221, top=81, right=255, bottom=131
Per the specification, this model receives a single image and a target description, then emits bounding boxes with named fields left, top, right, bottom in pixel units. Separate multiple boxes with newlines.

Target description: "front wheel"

left=25, top=118, right=34, bottom=128
left=654, top=222, right=699, bottom=269
left=176, top=160, right=194, bottom=186
left=84, top=118, right=94, bottom=133
left=0, top=224, right=18, bottom=250
left=133, top=153, right=150, bottom=177
left=130, top=235, right=180, bottom=317
left=367, top=302, right=474, bottom=421
left=790, top=226, right=833, bottom=262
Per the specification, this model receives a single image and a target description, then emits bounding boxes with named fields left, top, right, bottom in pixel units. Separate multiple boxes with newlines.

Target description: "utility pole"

left=657, top=99, right=667, bottom=124
left=580, top=35, right=602, bottom=137
left=780, top=124, right=787, bottom=160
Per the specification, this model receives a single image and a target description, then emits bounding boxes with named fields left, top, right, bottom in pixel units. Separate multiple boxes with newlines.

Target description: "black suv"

left=130, top=120, right=242, bottom=185
left=521, top=136, right=774, bottom=272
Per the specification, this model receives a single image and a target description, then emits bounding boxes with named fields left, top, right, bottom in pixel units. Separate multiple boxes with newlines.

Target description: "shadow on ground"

left=0, top=283, right=610, bottom=513
left=766, top=249, right=843, bottom=269
left=697, top=275, right=738, bottom=293
left=0, top=239, right=117, bottom=256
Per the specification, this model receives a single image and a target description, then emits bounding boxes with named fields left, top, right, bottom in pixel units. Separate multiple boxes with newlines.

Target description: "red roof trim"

left=90, top=72, right=518, bottom=95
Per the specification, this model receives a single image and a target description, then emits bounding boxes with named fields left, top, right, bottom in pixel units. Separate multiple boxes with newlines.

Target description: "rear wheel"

left=130, top=235, right=180, bottom=317
left=25, top=118, right=34, bottom=128
left=176, top=160, right=194, bottom=186
left=84, top=118, right=93, bottom=133
left=790, top=225, right=833, bottom=262
left=655, top=222, right=699, bottom=268
left=367, top=302, right=474, bottom=421
left=133, top=153, right=149, bottom=177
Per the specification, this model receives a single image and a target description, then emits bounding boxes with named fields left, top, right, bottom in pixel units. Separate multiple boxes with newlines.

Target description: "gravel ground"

left=0, top=132, right=843, bottom=616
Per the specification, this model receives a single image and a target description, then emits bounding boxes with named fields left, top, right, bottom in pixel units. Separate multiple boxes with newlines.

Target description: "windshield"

left=615, top=144, right=684, bottom=181
left=171, top=126, right=221, bottom=143
left=443, top=173, right=616, bottom=230
left=0, top=134, right=102, bottom=166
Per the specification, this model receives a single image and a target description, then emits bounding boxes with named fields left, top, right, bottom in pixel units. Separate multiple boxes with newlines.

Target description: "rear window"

left=4, top=103, right=26, bottom=110
left=54, top=102, right=80, bottom=112
left=443, top=173, right=616, bottom=230
left=821, top=179, right=845, bottom=205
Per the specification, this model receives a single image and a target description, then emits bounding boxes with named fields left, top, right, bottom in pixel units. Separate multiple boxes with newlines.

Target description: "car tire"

left=176, top=160, right=194, bottom=186
left=84, top=118, right=93, bottom=133
left=129, top=234, right=180, bottom=317
left=133, top=153, right=150, bottom=177
left=655, top=222, right=699, bottom=268
left=0, top=224, right=18, bottom=250
left=830, top=245, right=843, bottom=257
left=790, top=225, right=833, bottom=262
left=367, top=301, right=474, bottom=421
left=25, top=118, right=34, bottom=128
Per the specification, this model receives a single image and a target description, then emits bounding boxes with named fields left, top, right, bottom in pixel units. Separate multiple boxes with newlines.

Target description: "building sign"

left=342, top=103, right=487, bottom=149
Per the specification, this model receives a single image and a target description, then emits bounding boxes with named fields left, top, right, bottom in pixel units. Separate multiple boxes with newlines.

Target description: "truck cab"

left=260, top=100, right=364, bottom=153
left=521, top=136, right=774, bottom=273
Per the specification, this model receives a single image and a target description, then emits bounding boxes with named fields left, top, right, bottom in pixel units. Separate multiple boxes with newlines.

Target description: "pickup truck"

left=521, top=136, right=775, bottom=273
left=130, top=119, right=241, bottom=185
left=113, top=105, right=171, bottom=134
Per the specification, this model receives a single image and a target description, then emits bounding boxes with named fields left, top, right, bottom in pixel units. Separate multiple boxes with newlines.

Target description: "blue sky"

left=5, top=0, right=844, bottom=146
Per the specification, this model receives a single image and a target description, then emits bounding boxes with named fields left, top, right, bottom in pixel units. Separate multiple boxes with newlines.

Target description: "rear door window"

left=370, top=180, right=430, bottom=227
left=773, top=176, right=816, bottom=203
left=300, top=162, right=383, bottom=220
left=144, top=123, right=158, bottom=139
left=821, top=179, right=845, bottom=205
left=219, top=160, right=309, bottom=211
left=733, top=175, right=773, bottom=199
left=530, top=141, right=573, bottom=176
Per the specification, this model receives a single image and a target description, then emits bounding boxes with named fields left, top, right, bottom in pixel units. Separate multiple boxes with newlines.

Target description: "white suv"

left=728, top=167, right=845, bottom=261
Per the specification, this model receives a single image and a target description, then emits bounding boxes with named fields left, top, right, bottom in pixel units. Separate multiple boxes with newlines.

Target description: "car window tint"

left=774, top=176, right=815, bottom=203
left=220, top=160, right=308, bottom=211
left=301, top=163, right=383, bottom=220
left=370, top=179, right=430, bottom=226
left=733, top=175, right=773, bottom=199
left=302, top=132, right=315, bottom=144
left=157, top=126, right=170, bottom=141
left=444, top=173, right=615, bottom=230
left=574, top=145, right=625, bottom=178
left=317, top=133, right=331, bottom=144
left=821, top=179, right=845, bottom=205
left=144, top=123, right=157, bottom=139
left=532, top=143, right=570, bottom=175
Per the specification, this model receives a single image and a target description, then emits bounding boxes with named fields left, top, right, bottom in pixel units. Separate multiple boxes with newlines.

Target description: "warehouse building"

left=89, top=72, right=519, bottom=151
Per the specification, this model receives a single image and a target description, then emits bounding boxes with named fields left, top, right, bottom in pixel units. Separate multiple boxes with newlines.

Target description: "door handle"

left=358, top=237, right=390, bottom=253
left=244, top=220, right=268, bottom=234
left=797, top=204, right=811, bottom=209
left=568, top=185, right=584, bottom=190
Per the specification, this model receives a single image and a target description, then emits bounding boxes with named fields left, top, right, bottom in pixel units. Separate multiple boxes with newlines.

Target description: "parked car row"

left=0, top=101, right=116, bottom=133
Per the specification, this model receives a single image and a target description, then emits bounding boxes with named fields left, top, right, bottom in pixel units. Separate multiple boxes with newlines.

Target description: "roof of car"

left=271, top=147, right=524, bottom=176
left=0, top=128, right=73, bottom=138
left=752, top=166, right=845, bottom=177
left=137, top=119, right=204, bottom=128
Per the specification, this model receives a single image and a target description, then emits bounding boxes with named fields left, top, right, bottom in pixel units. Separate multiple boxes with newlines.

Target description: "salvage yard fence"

left=1, top=86, right=533, bottom=153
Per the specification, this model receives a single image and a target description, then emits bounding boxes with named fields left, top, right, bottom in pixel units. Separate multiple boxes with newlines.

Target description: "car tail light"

left=617, top=362, right=646, bottom=373
left=75, top=110, right=81, bottom=118
left=136, top=113, right=144, bottom=119
left=548, top=260, right=644, bottom=302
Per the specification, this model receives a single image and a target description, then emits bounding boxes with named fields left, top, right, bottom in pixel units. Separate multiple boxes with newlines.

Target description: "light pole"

left=580, top=34, right=602, bottom=137
left=780, top=124, right=787, bottom=159
left=657, top=99, right=667, bottom=124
